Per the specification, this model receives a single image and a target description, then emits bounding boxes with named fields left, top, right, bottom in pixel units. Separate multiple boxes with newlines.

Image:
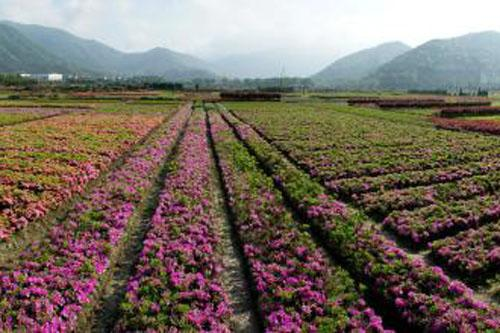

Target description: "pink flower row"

left=384, top=195, right=500, bottom=245
left=118, top=112, right=232, bottom=331
left=359, top=172, right=500, bottom=216
left=430, top=223, right=500, bottom=279
left=327, top=159, right=500, bottom=198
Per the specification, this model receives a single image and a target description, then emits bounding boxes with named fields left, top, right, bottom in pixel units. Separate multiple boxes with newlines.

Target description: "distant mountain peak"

left=370, top=30, right=500, bottom=90
left=312, top=41, right=411, bottom=87
left=0, top=22, right=75, bottom=73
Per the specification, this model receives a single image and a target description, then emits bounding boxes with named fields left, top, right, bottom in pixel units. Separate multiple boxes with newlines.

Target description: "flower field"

left=439, top=106, right=500, bottom=118
left=0, top=107, right=82, bottom=126
left=0, top=104, right=189, bottom=331
left=210, top=111, right=389, bottom=331
left=118, top=111, right=232, bottom=331
left=224, top=101, right=499, bottom=330
left=0, top=111, right=168, bottom=240
left=0, top=99, right=498, bottom=332
left=433, top=116, right=500, bottom=135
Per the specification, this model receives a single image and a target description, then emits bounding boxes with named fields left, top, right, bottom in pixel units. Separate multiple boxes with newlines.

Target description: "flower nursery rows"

left=439, top=106, right=500, bottom=118
left=117, top=111, right=232, bottom=331
left=209, top=111, right=390, bottom=332
left=119, top=107, right=393, bottom=332
left=0, top=106, right=394, bottom=332
left=0, top=100, right=498, bottom=332
left=218, top=107, right=499, bottom=331
left=0, top=104, right=190, bottom=331
left=226, top=102, right=500, bottom=294
left=0, top=111, right=172, bottom=240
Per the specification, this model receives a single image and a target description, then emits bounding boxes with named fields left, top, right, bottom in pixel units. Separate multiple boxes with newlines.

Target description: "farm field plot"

left=209, top=111, right=390, bottom=331
left=0, top=104, right=189, bottom=331
left=0, top=107, right=87, bottom=126
left=214, top=106, right=499, bottom=331
left=0, top=109, right=173, bottom=240
left=0, top=100, right=498, bottom=332
left=433, top=116, right=500, bottom=136
left=226, top=102, right=500, bottom=291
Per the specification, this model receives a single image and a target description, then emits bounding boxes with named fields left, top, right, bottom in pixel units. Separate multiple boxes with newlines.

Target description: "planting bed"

left=433, top=116, right=500, bottom=136
left=348, top=98, right=491, bottom=109
left=0, top=99, right=498, bottom=332
left=227, top=101, right=500, bottom=292
left=0, top=107, right=83, bottom=126
left=439, top=106, right=500, bottom=118
left=0, top=105, right=190, bottom=331
left=220, top=106, right=499, bottom=331
left=0, top=112, right=169, bottom=240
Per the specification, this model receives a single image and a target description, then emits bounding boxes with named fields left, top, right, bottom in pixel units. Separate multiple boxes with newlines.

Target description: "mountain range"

left=1, top=20, right=500, bottom=89
left=367, top=31, right=500, bottom=90
left=312, top=42, right=411, bottom=88
left=0, top=20, right=216, bottom=80
left=0, top=24, right=74, bottom=74
left=314, top=31, right=500, bottom=90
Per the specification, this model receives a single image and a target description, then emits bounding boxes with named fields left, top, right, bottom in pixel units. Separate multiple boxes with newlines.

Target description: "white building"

left=19, top=73, right=64, bottom=82
left=48, top=73, right=63, bottom=82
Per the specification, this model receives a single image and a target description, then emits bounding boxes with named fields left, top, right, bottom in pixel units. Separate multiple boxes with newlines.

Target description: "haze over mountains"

left=211, top=49, right=333, bottom=78
left=2, top=20, right=500, bottom=89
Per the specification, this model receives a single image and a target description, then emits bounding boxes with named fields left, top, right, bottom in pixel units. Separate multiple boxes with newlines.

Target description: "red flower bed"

left=439, top=106, right=500, bottom=118
left=347, top=97, right=381, bottom=106
left=220, top=91, right=281, bottom=102
left=0, top=112, right=166, bottom=240
left=348, top=98, right=491, bottom=109
left=433, top=117, right=500, bottom=135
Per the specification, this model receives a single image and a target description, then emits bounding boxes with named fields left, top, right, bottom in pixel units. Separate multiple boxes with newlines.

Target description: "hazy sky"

left=2, top=0, right=500, bottom=75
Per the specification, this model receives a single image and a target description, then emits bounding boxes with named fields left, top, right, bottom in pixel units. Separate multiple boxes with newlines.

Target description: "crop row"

left=117, top=111, right=232, bottom=331
left=383, top=194, right=500, bottom=245
left=430, top=223, right=500, bottom=281
left=317, top=149, right=500, bottom=181
left=378, top=100, right=491, bottom=109
left=209, top=111, right=390, bottom=332
left=0, top=112, right=166, bottom=240
left=220, top=108, right=499, bottom=331
left=359, top=172, right=500, bottom=216
left=439, top=106, right=500, bottom=118
left=0, top=106, right=190, bottom=331
left=294, top=140, right=500, bottom=182
left=348, top=98, right=491, bottom=109
left=326, top=158, right=500, bottom=197
left=433, top=116, right=500, bottom=136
